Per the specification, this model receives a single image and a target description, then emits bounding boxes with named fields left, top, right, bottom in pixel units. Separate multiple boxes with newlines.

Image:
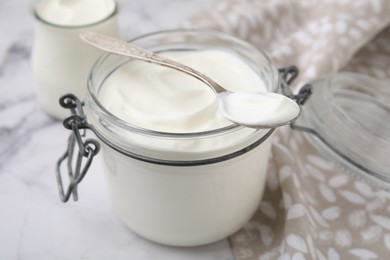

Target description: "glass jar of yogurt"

left=31, top=0, right=119, bottom=119
left=57, top=29, right=284, bottom=246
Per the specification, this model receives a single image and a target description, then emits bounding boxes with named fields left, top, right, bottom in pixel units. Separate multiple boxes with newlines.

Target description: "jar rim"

left=87, top=29, right=280, bottom=139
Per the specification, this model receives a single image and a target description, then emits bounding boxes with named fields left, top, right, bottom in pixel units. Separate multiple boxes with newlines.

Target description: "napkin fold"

left=184, top=0, right=390, bottom=259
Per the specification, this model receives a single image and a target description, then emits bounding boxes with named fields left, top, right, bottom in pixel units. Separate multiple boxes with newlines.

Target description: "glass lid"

left=295, top=72, right=390, bottom=190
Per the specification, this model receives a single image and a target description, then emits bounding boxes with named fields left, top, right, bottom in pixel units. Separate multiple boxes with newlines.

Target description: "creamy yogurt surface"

left=99, top=49, right=268, bottom=133
left=35, top=0, right=116, bottom=26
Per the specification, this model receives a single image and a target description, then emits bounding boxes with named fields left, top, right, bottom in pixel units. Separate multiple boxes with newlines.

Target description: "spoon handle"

left=79, top=31, right=224, bottom=93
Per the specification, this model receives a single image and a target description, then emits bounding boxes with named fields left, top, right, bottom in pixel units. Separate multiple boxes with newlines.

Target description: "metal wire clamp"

left=278, top=66, right=312, bottom=105
left=56, top=94, right=100, bottom=202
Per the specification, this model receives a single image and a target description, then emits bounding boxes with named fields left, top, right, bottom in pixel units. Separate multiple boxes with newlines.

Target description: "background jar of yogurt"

left=31, top=0, right=120, bottom=119
left=73, top=29, right=282, bottom=246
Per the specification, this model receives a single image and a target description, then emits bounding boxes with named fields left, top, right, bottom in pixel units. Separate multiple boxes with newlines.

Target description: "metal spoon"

left=79, top=31, right=300, bottom=128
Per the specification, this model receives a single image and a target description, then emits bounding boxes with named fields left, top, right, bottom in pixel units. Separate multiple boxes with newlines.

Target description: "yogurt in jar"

left=31, top=0, right=119, bottom=119
left=99, top=49, right=268, bottom=133
left=84, top=30, right=279, bottom=246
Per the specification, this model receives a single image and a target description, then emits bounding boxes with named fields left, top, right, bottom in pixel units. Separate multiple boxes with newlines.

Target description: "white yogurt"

left=100, top=49, right=268, bottom=133
left=31, top=0, right=119, bottom=119
left=218, top=91, right=300, bottom=128
left=34, top=0, right=116, bottom=26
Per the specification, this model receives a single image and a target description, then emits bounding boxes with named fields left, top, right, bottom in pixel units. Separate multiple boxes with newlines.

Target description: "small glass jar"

left=78, top=29, right=279, bottom=246
left=31, top=0, right=120, bottom=119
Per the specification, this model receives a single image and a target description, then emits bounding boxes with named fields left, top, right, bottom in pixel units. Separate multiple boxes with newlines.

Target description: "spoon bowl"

left=218, top=92, right=301, bottom=128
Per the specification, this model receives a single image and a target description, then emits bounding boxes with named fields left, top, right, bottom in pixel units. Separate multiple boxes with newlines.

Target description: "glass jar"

left=31, top=0, right=120, bottom=119
left=58, top=29, right=282, bottom=246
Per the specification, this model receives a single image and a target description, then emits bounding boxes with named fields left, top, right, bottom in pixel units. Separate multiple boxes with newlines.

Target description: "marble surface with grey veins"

left=0, top=1, right=235, bottom=259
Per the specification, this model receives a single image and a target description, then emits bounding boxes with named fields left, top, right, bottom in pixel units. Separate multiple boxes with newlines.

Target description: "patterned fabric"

left=184, top=0, right=390, bottom=259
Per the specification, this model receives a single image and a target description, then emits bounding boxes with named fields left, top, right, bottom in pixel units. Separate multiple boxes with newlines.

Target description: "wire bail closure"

left=55, top=66, right=311, bottom=203
left=56, top=94, right=100, bottom=202
left=278, top=66, right=312, bottom=105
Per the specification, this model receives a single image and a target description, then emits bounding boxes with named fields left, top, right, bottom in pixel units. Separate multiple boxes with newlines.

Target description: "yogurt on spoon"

left=80, top=31, right=300, bottom=130
left=218, top=91, right=300, bottom=128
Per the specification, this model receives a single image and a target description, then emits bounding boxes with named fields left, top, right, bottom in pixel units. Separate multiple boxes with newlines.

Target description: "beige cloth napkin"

left=184, top=0, right=390, bottom=259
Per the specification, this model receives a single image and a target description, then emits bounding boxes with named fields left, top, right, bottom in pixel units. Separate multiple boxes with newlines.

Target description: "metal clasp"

left=278, top=66, right=312, bottom=105
left=56, top=94, right=100, bottom=202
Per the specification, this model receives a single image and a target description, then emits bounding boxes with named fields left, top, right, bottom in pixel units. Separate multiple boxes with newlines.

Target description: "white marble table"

left=0, top=1, right=235, bottom=259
